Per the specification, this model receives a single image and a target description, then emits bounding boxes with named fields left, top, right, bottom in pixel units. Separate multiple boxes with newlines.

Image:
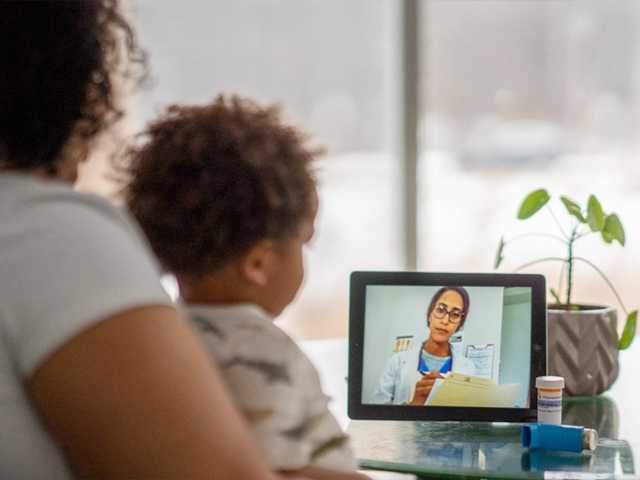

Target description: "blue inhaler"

left=521, top=424, right=598, bottom=453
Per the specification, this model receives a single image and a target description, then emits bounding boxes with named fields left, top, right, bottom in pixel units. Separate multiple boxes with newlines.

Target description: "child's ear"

left=239, top=240, right=276, bottom=287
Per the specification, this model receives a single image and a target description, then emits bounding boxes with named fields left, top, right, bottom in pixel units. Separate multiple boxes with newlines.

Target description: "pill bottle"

left=536, top=376, right=564, bottom=424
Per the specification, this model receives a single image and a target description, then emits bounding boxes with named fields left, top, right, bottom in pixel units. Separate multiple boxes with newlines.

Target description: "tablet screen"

left=348, top=272, right=545, bottom=422
left=362, top=285, right=531, bottom=408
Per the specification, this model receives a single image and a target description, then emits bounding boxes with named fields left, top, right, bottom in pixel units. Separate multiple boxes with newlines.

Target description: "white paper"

left=466, top=343, right=495, bottom=379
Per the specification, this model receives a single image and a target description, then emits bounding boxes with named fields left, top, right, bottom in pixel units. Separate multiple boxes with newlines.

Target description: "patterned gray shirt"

left=186, top=303, right=357, bottom=473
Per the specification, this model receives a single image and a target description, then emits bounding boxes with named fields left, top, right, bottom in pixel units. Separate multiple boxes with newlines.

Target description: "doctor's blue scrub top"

left=418, top=349, right=452, bottom=375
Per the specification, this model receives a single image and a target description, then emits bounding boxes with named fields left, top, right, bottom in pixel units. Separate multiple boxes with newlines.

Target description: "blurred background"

left=77, top=0, right=640, bottom=340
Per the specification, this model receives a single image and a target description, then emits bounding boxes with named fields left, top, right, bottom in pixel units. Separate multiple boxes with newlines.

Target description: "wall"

left=498, top=287, right=532, bottom=407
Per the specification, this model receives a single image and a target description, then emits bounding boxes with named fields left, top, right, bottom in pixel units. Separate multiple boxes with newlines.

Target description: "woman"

left=0, top=3, right=366, bottom=479
left=373, top=287, right=476, bottom=405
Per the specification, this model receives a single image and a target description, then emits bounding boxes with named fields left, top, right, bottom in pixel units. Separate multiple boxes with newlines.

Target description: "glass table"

left=300, top=338, right=640, bottom=479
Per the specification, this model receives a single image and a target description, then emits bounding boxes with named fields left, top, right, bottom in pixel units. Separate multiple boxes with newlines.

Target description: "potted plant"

left=495, top=188, right=637, bottom=396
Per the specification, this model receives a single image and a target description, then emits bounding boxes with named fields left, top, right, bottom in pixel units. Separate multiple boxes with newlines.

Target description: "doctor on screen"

left=372, top=286, right=476, bottom=405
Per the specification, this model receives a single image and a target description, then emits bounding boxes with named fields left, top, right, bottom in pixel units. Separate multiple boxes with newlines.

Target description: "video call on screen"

left=361, top=285, right=532, bottom=409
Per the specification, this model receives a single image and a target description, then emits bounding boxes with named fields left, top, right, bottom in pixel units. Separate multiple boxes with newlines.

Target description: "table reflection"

left=350, top=411, right=635, bottom=479
left=563, top=395, right=620, bottom=439
left=521, top=438, right=633, bottom=475
left=300, top=338, right=639, bottom=479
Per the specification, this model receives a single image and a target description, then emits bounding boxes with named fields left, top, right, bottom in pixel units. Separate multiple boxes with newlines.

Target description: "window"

left=133, top=0, right=402, bottom=338
left=420, top=0, right=640, bottom=311
left=78, top=1, right=640, bottom=338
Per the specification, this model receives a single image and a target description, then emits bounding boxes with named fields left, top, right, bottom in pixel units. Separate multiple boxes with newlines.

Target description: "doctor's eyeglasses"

left=432, top=303, right=465, bottom=324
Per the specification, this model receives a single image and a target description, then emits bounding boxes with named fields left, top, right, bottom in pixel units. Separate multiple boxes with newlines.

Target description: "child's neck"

left=178, top=272, right=264, bottom=311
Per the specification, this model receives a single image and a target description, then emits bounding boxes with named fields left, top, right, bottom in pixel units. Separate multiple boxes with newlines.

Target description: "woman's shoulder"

left=0, top=175, right=140, bottom=247
left=0, top=175, right=169, bottom=377
left=1, top=176, right=155, bottom=267
left=22, top=180, right=132, bottom=230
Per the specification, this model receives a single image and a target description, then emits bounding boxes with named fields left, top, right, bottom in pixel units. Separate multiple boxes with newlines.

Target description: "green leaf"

left=494, top=236, right=505, bottom=269
left=587, top=195, right=605, bottom=232
left=601, top=230, right=614, bottom=244
left=603, top=213, right=625, bottom=246
left=518, top=189, right=550, bottom=220
left=549, top=288, right=561, bottom=304
left=560, top=196, right=586, bottom=223
left=619, top=310, right=637, bottom=350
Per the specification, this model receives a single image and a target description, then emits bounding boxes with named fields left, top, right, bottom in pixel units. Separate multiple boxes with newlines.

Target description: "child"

left=125, top=95, right=358, bottom=478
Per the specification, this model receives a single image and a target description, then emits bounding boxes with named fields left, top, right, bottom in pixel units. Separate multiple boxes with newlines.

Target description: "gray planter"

left=547, top=305, right=619, bottom=396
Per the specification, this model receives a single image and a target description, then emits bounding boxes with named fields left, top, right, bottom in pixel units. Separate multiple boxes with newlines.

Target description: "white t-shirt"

left=0, top=173, right=170, bottom=479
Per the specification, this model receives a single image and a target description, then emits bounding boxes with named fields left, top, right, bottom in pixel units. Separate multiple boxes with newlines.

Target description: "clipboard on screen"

left=426, top=373, right=521, bottom=408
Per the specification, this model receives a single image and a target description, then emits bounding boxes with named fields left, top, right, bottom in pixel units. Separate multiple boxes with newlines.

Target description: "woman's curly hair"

left=0, top=0, right=146, bottom=173
left=125, top=95, right=319, bottom=279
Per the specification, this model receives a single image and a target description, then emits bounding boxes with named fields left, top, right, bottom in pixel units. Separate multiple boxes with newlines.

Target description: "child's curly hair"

left=125, top=95, right=320, bottom=279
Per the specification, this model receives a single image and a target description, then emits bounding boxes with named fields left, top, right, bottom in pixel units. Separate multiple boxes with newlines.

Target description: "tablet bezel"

left=348, top=271, right=546, bottom=422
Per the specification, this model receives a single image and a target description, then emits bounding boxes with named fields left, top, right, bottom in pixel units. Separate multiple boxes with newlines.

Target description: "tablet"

left=348, top=271, right=546, bottom=422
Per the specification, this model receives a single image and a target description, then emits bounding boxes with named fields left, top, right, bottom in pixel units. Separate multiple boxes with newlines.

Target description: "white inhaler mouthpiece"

left=536, top=376, right=564, bottom=425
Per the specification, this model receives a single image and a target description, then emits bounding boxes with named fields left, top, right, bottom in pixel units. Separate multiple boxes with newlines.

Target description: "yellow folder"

left=426, top=373, right=521, bottom=408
